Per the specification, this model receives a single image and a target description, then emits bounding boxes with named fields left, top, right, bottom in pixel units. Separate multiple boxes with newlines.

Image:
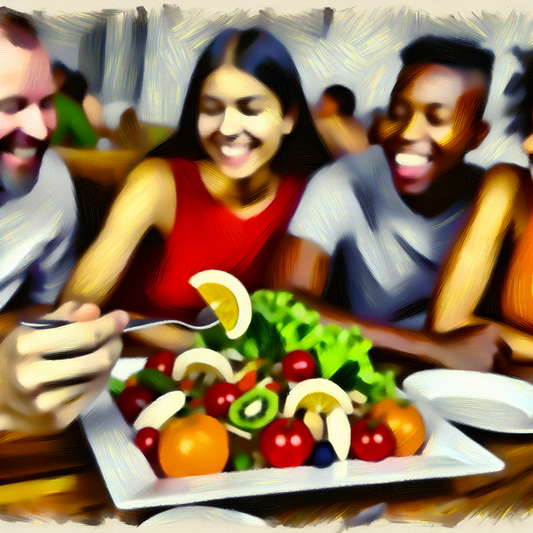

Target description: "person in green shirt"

left=50, top=63, right=98, bottom=148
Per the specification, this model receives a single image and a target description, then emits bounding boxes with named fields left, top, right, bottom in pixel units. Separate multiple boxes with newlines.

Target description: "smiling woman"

left=60, top=28, right=331, bottom=352
left=197, top=65, right=296, bottom=182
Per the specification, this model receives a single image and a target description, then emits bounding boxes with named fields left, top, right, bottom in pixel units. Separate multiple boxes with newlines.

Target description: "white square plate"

left=404, top=369, right=533, bottom=433
left=79, top=360, right=504, bottom=510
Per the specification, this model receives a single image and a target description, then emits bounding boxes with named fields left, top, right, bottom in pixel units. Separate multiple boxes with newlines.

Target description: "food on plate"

left=171, top=347, right=235, bottom=383
left=259, top=418, right=315, bottom=468
left=282, top=350, right=316, bottom=382
left=144, top=351, right=175, bottom=376
left=366, top=399, right=426, bottom=456
left=116, top=386, right=152, bottom=423
left=133, top=390, right=186, bottom=431
left=136, top=368, right=177, bottom=396
left=228, top=387, right=279, bottom=430
left=109, top=377, right=125, bottom=398
left=350, top=419, right=396, bottom=462
left=135, top=426, right=160, bottom=467
left=303, top=410, right=324, bottom=441
left=204, top=382, right=242, bottom=418
left=234, top=452, right=252, bottom=471
left=326, top=405, right=352, bottom=460
left=159, top=413, right=230, bottom=477
left=110, top=288, right=426, bottom=478
left=282, top=378, right=354, bottom=417
left=237, top=369, right=257, bottom=392
left=189, top=270, right=253, bottom=339
left=313, top=441, right=336, bottom=468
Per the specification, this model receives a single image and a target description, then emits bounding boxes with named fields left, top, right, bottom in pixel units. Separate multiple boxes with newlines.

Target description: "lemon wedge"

left=172, top=348, right=235, bottom=383
left=303, top=410, right=324, bottom=441
left=133, top=390, right=186, bottom=431
left=283, top=378, right=353, bottom=417
left=326, top=405, right=351, bottom=460
left=189, top=270, right=252, bottom=339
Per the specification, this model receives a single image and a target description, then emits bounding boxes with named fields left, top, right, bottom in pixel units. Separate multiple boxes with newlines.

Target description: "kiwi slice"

left=228, top=388, right=279, bottom=430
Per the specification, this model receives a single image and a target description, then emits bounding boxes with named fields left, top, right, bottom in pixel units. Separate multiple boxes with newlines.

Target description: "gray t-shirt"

left=289, top=145, right=476, bottom=330
left=0, top=150, right=78, bottom=310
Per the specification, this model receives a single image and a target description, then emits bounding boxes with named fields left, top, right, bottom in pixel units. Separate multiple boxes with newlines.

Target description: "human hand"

left=0, top=302, right=128, bottom=435
left=434, top=323, right=511, bottom=373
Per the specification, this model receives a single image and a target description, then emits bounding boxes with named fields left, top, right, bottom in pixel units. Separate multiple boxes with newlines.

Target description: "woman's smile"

left=198, top=65, right=295, bottom=180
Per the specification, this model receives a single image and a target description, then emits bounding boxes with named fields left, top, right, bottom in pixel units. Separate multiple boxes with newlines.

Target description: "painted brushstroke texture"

left=31, top=8, right=533, bottom=171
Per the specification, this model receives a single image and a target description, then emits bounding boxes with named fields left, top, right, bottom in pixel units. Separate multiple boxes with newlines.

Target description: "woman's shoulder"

left=118, top=158, right=177, bottom=203
left=480, top=162, right=533, bottom=201
left=483, top=162, right=530, bottom=183
left=135, top=157, right=201, bottom=180
left=127, top=157, right=195, bottom=181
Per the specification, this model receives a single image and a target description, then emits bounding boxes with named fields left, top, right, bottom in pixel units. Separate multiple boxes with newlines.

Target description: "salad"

left=109, top=286, right=426, bottom=478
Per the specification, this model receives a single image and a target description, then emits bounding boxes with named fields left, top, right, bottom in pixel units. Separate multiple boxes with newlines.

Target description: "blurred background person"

left=314, top=84, right=369, bottom=158
left=50, top=61, right=98, bottom=148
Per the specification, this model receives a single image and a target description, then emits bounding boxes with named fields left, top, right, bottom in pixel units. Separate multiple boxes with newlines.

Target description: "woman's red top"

left=104, top=158, right=305, bottom=321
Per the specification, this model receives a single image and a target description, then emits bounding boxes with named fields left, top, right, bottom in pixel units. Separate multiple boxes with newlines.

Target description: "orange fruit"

left=158, top=413, right=230, bottom=477
left=366, top=399, right=426, bottom=456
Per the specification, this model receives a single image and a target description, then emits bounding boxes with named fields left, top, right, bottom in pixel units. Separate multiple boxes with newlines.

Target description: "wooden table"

left=2, top=395, right=533, bottom=527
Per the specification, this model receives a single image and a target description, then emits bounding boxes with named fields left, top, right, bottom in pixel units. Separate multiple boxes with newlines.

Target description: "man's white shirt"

left=0, top=149, right=78, bottom=310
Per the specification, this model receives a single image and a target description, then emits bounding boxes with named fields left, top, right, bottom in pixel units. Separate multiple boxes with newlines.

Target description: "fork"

left=20, top=307, right=221, bottom=333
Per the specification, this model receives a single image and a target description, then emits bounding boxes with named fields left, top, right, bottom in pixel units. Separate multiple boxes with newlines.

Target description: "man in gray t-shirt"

left=289, top=145, right=482, bottom=330
left=276, top=36, right=503, bottom=371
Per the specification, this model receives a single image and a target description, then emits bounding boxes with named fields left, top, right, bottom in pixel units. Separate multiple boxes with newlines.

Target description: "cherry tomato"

left=204, top=382, right=242, bottom=418
left=366, top=399, right=426, bottom=456
left=135, top=427, right=160, bottom=465
left=350, top=419, right=395, bottom=462
left=116, top=386, right=153, bottom=423
left=259, top=418, right=314, bottom=468
left=144, top=351, right=175, bottom=377
left=282, top=350, right=315, bottom=382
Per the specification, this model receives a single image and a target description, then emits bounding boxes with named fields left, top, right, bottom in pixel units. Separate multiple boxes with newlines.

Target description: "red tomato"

left=259, top=418, right=314, bottom=468
left=366, top=399, right=426, bottom=457
left=145, top=351, right=175, bottom=377
left=116, top=386, right=152, bottom=423
left=135, top=427, right=160, bottom=465
left=204, top=383, right=242, bottom=418
left=350, top=419, right=395, bottom=462
left=282, top=351, right=315, bottom=382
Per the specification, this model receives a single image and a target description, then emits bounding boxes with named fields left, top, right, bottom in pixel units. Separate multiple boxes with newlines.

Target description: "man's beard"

left=0, top=131, right=49, bottom=196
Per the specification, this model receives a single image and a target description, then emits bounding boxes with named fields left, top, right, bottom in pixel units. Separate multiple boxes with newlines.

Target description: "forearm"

left=291, top=290, right=455, bottom=367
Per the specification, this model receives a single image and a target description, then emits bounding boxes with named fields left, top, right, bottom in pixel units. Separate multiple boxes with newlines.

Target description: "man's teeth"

left=13, top=147, right=37, bottom=159
left=220, top=145, right=248, bottom=157
left=395, top=153, right=429, bottom=167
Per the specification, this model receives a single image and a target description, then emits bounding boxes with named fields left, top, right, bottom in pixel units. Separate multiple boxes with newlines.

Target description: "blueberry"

left=314, top=441, right=336, bottom=468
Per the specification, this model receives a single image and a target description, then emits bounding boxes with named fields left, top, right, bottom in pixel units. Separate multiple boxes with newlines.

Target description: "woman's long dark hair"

left=148, top=28, right=331, bottom=178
